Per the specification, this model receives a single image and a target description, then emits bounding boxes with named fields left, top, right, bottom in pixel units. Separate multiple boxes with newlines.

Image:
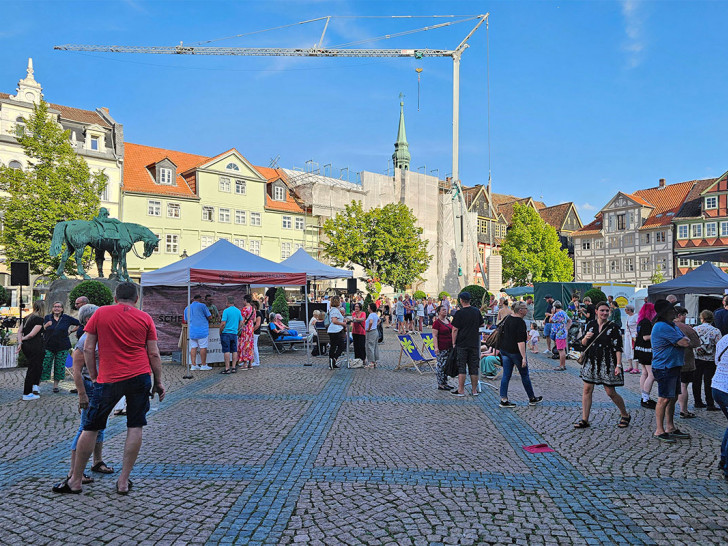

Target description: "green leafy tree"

left=584, top=288, right=608, bottom=306
left=363, top=293, right=373, bottom=312
left=501, top=203, right=573, bottom=285
left=438, top=291, right=450, bottom=301
left=461, top=285, right=490, bottom=308
left=321, top=201, right=431, bottom=291
left=0, top=100, right=107, bottom=276
left=650, top=265, right=665, bottom=285
left=270, top=287, right=289, bottom=325
left=412, top=290, right=427, bottom=300
left=68, top=280, right=113, bottom=307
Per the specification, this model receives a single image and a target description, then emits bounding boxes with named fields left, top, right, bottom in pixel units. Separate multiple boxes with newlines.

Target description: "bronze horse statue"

left=50, top=219, right=159, bottom=282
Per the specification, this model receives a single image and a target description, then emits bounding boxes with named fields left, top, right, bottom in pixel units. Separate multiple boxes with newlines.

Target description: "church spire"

left=10, top=58, right=43, bottom=104
left=392, top=93, right=410, bottom=171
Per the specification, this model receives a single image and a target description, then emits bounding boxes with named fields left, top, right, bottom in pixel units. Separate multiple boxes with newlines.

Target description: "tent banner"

left=142, top=284, right=247, bottom=353
left=189, top=268, right=306, bottom=286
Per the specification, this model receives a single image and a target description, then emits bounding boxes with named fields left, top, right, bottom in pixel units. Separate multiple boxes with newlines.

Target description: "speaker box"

left=347, top=278, right=357, bottom=294
left=300, top=281, right=312, bottom=295
left=10, top=261, right=30, bottom=286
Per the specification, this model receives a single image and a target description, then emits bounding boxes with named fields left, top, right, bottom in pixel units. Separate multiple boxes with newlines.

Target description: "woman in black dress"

left=634, top=302, right=657, bottom=409
left=18, top=300, right=45, bottom=400
left=575, top=302, right=630, bottom=429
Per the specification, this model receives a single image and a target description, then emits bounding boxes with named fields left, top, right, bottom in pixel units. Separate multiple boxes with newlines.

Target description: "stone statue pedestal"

left=46, top=278, right=140, bottom=314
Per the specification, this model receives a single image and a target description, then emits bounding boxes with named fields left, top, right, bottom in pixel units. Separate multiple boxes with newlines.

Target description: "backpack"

left=323, top=311, right=331, bottom=328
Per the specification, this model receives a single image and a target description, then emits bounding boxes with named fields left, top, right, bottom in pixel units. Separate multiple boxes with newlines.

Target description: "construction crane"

left=55, top=14, right=489, bottom=289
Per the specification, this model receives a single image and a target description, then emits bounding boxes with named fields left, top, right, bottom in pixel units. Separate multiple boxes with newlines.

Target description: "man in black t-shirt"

left=498, top=301, right=543, bottom=407
left=451, top=291, right=485, bottom=397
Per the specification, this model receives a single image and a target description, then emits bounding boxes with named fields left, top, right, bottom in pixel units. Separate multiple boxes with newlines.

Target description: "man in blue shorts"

left=219, top=296, right=243, bottom=374
left=184, top=294, right=212, bottom=370
left=651, top=299, right=692, bottom=443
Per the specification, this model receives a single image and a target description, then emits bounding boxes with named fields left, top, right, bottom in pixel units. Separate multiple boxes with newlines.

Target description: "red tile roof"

left=539, top=202, right=574, bottom=230
left=123, top=142, right=208, bottom=198
left=0, top=92, right=111, bottom=128
left=575, top=215, right=603, bottom=236
left=256, top=166, right=305, bottom=213
left=632, top=181, right=694, bottom=229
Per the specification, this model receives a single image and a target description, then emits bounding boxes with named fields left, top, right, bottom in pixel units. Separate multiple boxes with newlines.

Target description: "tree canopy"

left=500, top=203, right=573, bottom=285
left=321, top=201, right=431, bottom=291
left=0, top=101, right=106, bottom=275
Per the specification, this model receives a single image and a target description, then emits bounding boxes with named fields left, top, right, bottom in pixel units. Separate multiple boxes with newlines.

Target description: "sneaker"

left=450, top=391, right=465, bottom=397
left=542, top=349, right=551, bottom=354
left=22, top=394, right=40, bottom=401
left=199, top=365, right=212, bottom=371
left=694, top=402, right=707, bottom=408
left=653, top=432, right=676, bottom=443
left=190, top=365, right=201, bottom=371
left=707, top=406, right=721, bottom=412
left=499, top=400, right=516, bottom=408
left=529, top=396, right=544, bottom=406
left=668, top=428, right=691, bottom=439
left=641, top=399, right=657, bottom=409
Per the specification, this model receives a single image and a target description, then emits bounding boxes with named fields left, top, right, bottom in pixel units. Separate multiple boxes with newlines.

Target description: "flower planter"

left=0, top=346, right=18, bottom=369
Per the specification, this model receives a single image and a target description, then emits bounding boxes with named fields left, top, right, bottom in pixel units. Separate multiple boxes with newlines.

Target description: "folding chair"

left=315, top=327, right=330, bottom=357
left=419, top=332, right=437, bottom=359
left=396, top=334, right=435, bottom=373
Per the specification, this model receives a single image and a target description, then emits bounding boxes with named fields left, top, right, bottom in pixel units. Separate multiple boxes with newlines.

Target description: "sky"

left=2, top=0, right=728, bottom=224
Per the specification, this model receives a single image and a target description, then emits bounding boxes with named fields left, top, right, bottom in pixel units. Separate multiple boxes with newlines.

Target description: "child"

left=528, top=323, right=540, bottom=353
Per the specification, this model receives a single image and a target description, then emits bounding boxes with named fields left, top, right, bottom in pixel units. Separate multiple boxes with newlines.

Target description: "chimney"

left=659, top=178, right=666, bottom=188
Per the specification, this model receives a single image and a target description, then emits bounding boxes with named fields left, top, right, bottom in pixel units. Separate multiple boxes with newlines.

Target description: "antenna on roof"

left=269, top=154, right=280, bottom=168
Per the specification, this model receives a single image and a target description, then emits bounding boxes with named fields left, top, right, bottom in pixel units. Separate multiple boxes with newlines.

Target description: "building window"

left=678, top=257, right=690, bottom=267
left=610, top=260, right=620, bottom=273
left=165, top=234, right=178, bottom=254
left=235, top=180, right=246, bottom=195
left=594, top=239, right=604, bottom=249
left=201, top=236, right=213, bottom=249
left=226, top=162, right=240, bottom=171
left=202, top=206, right=214, bottom=222
left=8, top=160, right=22, bottom=170
left=147, top=200, right=161, bottom=216
left=582, top=261, right=592, bottom=275
left=219, top=208, right=231, bottom=223
left=250, top=212, right=261, bottom=226
left=678, top=225, right=688, bottom=239
left=295, top=217, right=305, bottom=230
left=100, top=186, right=109, bottom=202
left=219, top=177, right=231, bottom=192
left=152, top=233, right=160, bottom=254
left=609, top=236, right=619, bottom=248
left=655, top=231, right=666, bottom=243
left=691, top=224, right=703, bottom=238
left=594, top=261, right=604, bottom=274
left=235, top=210, right=247, bottom=224
left=249, top=240, right=260, bottom=255
left=159, top=168, right=173, bottom=185
left=617, top=214, right=625, bottom=230
left=233, top=238, right=245, bottom=249
left=643, top=233, right=650, bottom=244
left=692, top=260, right=703, bottom=266
left=14, top=117, right=25, bottom=137
left=281, top=242, right=292, bottom=259
left=294, top=243, right=303, bottom=251
left=625, top=257, right=634, bottom=272
left=721, top=222, right=728, bottom=237
left=218, top=237, right=229, bottom=242
left=478, top=218, right=487, bottom=234
left=624, top=233, right=634, bottom=246
left=706, top=222, right=718, bottom=238
left=282, top=216, right=292, bottom=229
left=706, top=196, right=718, bottom=209
left=657, top=256, right=668, bottom=272
left=90, top=137, right=99, bottom=151
left=167, top=203, right=180, bottom=219
left=273, top=185, right=285, bottom=201
left=640, top=257, right=651, bottom=271
left=581, top=240, right=591, bottom=250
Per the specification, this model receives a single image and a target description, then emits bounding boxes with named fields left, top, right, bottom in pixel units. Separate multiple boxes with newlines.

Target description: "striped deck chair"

left=396, top=334, right=435, bottom=374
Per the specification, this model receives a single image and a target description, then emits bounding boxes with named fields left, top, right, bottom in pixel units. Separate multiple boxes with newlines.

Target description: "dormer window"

left=226, top=162, right=240, bottom=171
left=706, top=196, right=718, bottom=210
left=159, top=168, right=173, bottom=185
left=273, top=185, right=286, bottom=201
left=90, top=137, right=99, bottom=151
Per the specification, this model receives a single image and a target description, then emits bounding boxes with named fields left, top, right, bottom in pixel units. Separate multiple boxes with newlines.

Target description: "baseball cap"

left=544, top=294, right=553, bottom=299
left=459, top=291, right=472, bottom=302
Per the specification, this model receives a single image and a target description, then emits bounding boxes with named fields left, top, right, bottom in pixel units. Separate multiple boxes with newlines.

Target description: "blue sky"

left=2, top=0, right=728, bottom=224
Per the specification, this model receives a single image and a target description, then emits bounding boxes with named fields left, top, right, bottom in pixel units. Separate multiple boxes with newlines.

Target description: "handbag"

left=445, top=348, right=459, bottom=378
left=483, top=315, right=510, bottom=349
left=577, top=323, right=609, bottom=365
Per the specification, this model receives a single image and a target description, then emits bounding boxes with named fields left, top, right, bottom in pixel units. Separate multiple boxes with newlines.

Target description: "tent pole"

left=183, top=281, right=193, bottom=379
left=304, top=280, right=311, bottom=367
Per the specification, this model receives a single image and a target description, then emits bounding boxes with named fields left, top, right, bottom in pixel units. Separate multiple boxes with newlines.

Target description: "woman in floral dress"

left=575, top=301, right=631, bottom=429
left=237, top=294, right=255, bottom=370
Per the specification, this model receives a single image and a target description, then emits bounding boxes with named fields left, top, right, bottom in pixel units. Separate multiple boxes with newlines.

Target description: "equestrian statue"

left=50, top=208, right=160, bottom=282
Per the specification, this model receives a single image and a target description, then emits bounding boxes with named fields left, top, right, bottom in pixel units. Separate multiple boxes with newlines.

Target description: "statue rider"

left=93, top=207, right=122, bottom=240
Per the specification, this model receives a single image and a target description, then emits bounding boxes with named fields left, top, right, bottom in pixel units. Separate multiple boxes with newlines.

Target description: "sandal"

left=230, top=367, right=238, bottom=373
left=630, top=369, right=640, bottom=374
left=115, top=478, right=133, bottom=495
left=52, top=478, right=82, bottom=494
left=220, top=369, right=231, bottom=374
left=91, top=461, right=114, bottom=474
left=574, top=420, right=590, bottom=429
left=680, top=411, right=696, bottom=419
left=617, top=415, right=632, bottom=428
left=68, top=473, right=94, bottom=484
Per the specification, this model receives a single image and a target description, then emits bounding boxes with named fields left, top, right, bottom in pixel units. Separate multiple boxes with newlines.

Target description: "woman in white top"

left=364, top=303, right=380, bottom=368
left=711, top=334, right=728, bottom=479
left=416, top=300, right=425, bottom=332
left=327, top=295, right=347, bottom=370
left=623, top=305, right=639, bottom=374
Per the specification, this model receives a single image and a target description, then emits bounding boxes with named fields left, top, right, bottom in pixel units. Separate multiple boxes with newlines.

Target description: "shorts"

left=543, top=323, right=552, bottom=337
left=404, top=313, right=413, bottom=321
left=555, top=338, right=567, bottom=351
left=680, top=371, right=693, bottom=384
left=220, top=332, right=237, bottom=353
left=190, top=337, right=209, bottom=349
left=84, top=373, right=152, bottom=431
left=653, top=366, right=682, bottom=399
left=456, top=346, right=480, bottom=376
left=396, top=314, right=404, bottom=323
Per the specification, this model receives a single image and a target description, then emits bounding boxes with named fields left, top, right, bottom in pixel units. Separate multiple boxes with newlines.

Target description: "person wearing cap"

left=650, top=299, right=692, bottom=443
left=542, top=295, right=554, bottom=354
left=450, top=291, right=484, bottom=397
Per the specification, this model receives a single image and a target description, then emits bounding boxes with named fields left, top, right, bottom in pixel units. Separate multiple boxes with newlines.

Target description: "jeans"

left=712, top=387, right=728, bottom=477
left=499, top=350, right=536, bottom=400
left=694, top=359, right=716, bottom=406
left=71, top=378, right=105, bottom=450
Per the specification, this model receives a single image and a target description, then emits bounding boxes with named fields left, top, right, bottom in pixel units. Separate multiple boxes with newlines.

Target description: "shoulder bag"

left=576, top=322, right=609, bottom=365
left=483, top=315, right=510, bottom=349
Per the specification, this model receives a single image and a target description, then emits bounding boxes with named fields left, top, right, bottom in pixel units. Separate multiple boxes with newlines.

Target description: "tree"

left=461, top=284, right=490, bottom=308
left=650, top=264, right=665, bottom=285
left=500, top=203, right=573, bottom=285
left=270, top=287, right=290, bottom=325
left=584, top=288, right=608, bottom=306
left=68, top=280, right=113, bottom=307
left=0, top=100, right=107, bottom=276
left=321, top=201, right=431, bottom=291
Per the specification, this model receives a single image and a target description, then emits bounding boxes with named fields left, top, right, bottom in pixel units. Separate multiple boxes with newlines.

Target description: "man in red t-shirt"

left=54, top=282, right=165, bottom=495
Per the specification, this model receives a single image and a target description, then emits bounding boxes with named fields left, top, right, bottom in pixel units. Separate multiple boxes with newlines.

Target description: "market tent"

left=280, top=248, right=353, bottom=280
left=647, top=262, right=728, bottom=298
left=503, top=286, right=533, bottom=298
left=140, top=239, right=306, bottom=287
left=533, top=282, right=592, bottom=320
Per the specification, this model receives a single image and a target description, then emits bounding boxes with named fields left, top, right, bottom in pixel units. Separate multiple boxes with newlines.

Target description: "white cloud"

left=620, top=0, right=646, bottom=69
left=580, top=203, right=596, bottom=211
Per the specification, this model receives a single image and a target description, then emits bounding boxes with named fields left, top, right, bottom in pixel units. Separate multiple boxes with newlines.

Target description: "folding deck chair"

left=396, top=334, right=435, bottom=374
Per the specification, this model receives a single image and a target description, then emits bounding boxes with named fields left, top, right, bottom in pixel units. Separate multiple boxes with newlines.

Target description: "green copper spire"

left=392, top=93, right=410, bottom=171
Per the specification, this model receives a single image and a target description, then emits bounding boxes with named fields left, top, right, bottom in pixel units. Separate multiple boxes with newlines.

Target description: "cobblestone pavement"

left=2, top=329, right=728, bottom=545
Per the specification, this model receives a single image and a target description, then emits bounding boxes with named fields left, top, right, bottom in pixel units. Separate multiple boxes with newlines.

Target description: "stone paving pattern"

left=1, top=328, right=728, bottom=544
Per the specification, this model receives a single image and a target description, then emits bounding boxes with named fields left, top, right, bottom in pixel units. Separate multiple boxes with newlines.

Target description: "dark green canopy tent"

left=533, top=282, right=592, bottom=320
